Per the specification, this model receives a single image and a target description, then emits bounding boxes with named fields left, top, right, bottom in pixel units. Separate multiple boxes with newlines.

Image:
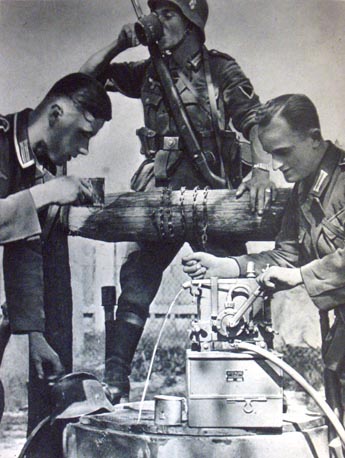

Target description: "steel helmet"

left=148, top=0, right=209, bottom=42
left=50, top=372, right=114, bottom=422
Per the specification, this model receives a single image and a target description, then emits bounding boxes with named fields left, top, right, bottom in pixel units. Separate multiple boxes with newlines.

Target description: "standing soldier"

left=81, top=0, right=273, bottom=403
left=0, top=72, right=112, bottom=456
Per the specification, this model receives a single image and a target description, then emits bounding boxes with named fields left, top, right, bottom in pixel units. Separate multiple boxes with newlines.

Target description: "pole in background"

left=101, top=286, right=117, bottom=381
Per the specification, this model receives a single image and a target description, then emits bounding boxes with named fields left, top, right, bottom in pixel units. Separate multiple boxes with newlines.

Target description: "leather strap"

left=176, top=68, right=212, bottom=119
left=154, top=149, right=171, bottom=182
left=203, top=46, right=228, bottom=182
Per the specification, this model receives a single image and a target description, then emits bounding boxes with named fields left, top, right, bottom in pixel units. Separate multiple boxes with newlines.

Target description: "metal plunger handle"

left=228, top=286, right=263, bottom=328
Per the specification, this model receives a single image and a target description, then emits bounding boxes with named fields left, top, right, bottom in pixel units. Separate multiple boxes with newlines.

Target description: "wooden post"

left=68, top=188, right=290, bottom=244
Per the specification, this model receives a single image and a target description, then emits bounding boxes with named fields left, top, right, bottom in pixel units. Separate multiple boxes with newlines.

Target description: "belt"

left=136, top=127, right=182, bottom=159
left=136, top=127, right=218, bottom=160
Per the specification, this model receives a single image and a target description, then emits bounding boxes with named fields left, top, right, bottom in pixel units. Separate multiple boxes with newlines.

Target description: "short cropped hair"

left=256, top=94, right=320, bottom=136
left=44, top=73, right=112, bottom=121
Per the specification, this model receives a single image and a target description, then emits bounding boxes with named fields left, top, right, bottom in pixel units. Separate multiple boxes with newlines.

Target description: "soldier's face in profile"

left=154, top=3, right=189, bottom=51
left=46, top=99, right=104, bottom=166
left=259, top=115, right=319, bottom=183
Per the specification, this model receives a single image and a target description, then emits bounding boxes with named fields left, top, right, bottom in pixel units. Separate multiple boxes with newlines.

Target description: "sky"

left=0, top=0, right=345, bottom=192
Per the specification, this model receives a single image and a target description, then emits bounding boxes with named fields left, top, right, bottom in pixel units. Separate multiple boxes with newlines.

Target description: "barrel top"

left=79, top=401, right=325, bottom=437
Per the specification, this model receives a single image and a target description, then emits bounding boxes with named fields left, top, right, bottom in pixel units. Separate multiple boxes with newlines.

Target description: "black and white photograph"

left=1, top=0, right=345, bottom=456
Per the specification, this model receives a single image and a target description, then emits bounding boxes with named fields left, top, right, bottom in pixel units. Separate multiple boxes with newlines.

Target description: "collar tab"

left=14, top=110, right=35, bottom=169
left=311, top=169, right=328, bottom=197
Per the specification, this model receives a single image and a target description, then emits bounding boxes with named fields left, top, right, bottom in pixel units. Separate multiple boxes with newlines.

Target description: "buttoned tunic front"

left=0, top=109, right=50, bottom=333
left=102, top=48, right=261, bottom=189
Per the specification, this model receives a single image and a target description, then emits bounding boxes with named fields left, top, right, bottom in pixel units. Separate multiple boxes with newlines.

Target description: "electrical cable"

left=235, top=341, right=345, bottom=448
left=137, top=288, right=184, bottom=423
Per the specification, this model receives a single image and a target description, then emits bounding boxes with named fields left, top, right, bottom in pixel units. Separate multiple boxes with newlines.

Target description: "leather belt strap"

left=203, top=46, right=224, bottom=137
left=203, top=46, right=227, bottom=182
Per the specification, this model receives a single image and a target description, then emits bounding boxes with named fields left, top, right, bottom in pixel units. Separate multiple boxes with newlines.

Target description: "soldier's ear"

left=309, top=128, right=322, bottom=142
left=48, top=104, right=63, bottom=127
left=309, top=128, right=322, bottom=148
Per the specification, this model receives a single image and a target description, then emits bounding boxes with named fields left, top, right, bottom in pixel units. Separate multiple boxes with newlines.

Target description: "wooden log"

left=67, top=188, right=291, bottom=244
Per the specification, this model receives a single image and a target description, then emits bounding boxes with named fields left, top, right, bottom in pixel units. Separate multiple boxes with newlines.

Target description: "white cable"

left=137, top=288, right=185, bottom=423
left=236, top=341, right=345, bottom=447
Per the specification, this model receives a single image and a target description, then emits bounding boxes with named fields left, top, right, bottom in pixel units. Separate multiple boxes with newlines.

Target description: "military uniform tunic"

left=0, top=109, right=73, bottom=441
left=236, top=142, right=345, bottom=398
left=0, top=109, right=48, bottom=333
left=235, top=142, right=345, bottom=311
left=103, top=49, right=260, bottom=189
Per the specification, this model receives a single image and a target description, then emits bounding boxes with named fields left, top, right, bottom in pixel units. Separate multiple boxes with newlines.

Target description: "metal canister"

left=154, top=395, right=186, bottom=426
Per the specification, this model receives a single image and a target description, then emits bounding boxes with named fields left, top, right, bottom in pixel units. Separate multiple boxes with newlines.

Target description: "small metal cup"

left=84, top=177, right=105, bottom=207
left=154, top=395, right=186, bottom=426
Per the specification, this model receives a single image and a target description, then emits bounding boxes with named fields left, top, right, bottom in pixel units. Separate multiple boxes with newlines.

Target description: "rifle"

left=130, top=0, right=227, bottom=189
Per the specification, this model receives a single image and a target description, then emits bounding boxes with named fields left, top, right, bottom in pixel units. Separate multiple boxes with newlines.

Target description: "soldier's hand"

left=236, top=168, right=276, bottom=216
left=29, top=332, right=65, bottom=381
left=182, top=253, right=240, bottom=279
left=46, top=176, right=94, bottom=206
left=256, top=266, right=303, bottom=291
left=118, top=23, right=140, bottom=51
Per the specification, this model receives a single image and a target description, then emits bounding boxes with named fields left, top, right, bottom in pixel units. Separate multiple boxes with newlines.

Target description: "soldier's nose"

left=78, top=147, right=89, bottom=156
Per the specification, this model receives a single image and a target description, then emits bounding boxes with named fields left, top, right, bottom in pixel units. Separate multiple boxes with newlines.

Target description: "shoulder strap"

left=175, top=69, right=211, bottom=118
left=203, top=46, right=227, bottom=178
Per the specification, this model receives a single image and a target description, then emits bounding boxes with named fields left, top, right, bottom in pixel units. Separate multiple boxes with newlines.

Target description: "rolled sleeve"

left=103, top=60, right=150, bottom=98
left=0, top=190, right=41, bottom=244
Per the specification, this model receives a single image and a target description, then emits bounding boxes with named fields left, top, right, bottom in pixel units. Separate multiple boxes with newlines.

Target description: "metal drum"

left=64, top=401, right=329, bottom=458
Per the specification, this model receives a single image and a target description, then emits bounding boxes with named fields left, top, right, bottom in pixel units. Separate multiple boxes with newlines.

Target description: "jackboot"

left=104, top=319, right=144, bottom=404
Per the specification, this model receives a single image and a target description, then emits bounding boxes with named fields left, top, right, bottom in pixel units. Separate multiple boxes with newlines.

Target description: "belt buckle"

left=163, top=136, right=179, bottom=150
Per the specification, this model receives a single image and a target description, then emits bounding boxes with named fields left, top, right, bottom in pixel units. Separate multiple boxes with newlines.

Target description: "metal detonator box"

left=184, top=272, right=283, bottom=429
left=187, top=350, right=283, bottom=428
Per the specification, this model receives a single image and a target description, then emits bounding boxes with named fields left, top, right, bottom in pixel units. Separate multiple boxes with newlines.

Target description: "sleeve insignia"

left=239, top=85, right=255, bottom=100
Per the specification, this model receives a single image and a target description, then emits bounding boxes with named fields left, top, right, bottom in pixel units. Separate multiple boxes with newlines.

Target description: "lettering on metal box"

left=226, top=370, right=244, bottom=382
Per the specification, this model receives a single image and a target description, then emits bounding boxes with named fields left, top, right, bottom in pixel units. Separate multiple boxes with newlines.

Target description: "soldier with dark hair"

left=184, top=93, right=345, bottom=429
left=81, top=0, right=273, bottom=403
left=0, top=73, right=111, bottom=452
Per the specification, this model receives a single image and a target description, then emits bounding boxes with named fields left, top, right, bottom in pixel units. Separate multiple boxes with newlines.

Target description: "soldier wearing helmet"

left=80, top=0, right=273, bottom=403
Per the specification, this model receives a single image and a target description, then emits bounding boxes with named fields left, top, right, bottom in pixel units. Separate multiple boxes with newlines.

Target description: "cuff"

left=0, top=190, right=41, bottom=244
left=301, top=264, right=338, bottom=311
left=230, top=255, right=253, bottom=277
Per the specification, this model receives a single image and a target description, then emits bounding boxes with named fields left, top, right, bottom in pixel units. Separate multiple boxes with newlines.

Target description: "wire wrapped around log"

left=67, top=188, right=290, bottom=244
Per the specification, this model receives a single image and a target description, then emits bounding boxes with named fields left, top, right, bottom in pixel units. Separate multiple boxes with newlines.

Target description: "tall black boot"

left=104, top=319, right=143, bottom=404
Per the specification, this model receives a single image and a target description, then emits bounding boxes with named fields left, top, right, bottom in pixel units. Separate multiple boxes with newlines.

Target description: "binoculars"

left=135, top=13, right=164, bottom=46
